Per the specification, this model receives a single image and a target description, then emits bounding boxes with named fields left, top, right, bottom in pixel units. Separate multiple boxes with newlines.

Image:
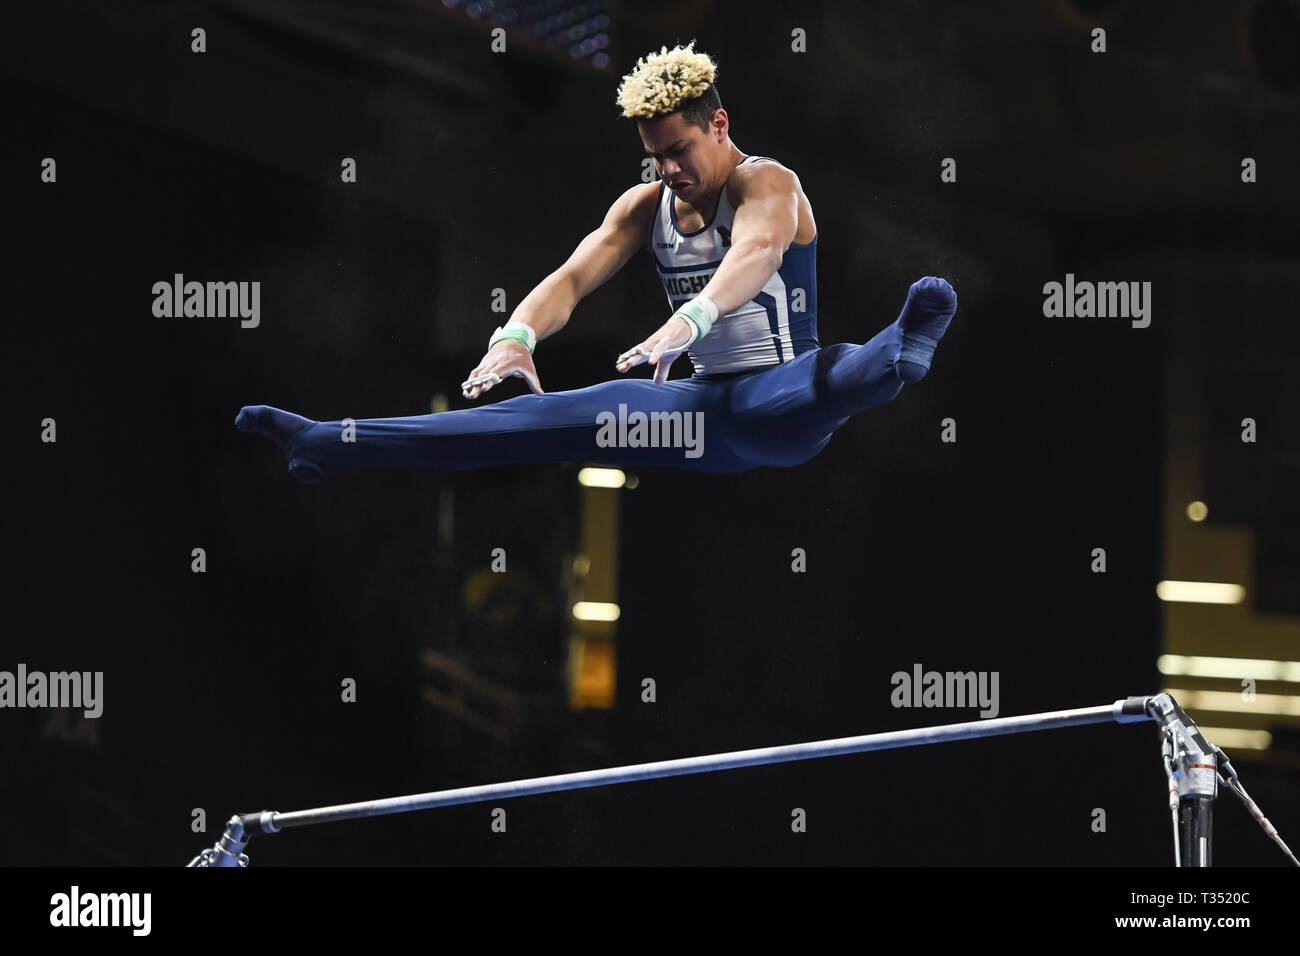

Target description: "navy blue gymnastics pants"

left=278, top=320, right=908, bottom=482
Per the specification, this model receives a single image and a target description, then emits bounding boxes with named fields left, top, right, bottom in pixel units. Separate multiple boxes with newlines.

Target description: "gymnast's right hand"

left=461, top=340, right=544, bottom=400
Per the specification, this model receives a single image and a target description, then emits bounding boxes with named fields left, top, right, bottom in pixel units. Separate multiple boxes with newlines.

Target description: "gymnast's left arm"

left=698, top=164, right=799, bottom=315
left=615, top=164, right=800, bottom=384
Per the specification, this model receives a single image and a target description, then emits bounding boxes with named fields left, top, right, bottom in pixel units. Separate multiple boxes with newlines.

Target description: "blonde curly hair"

left=615, top=41, right=718, bottom=120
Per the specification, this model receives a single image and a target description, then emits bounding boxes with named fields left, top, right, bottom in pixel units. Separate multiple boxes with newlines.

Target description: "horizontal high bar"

left=248, top=697, right=1154, bottom=835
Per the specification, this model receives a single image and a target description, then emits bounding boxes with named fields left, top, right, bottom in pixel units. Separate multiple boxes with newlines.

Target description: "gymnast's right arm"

left=461, top=182, right=658, bottom=400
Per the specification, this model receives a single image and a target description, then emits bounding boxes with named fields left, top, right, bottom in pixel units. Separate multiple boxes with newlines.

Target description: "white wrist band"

left=673, top=294, right=718, bottom=347
left=506, top=319, right=537, bottom=352
left=489, top=318, right=537, bottom=354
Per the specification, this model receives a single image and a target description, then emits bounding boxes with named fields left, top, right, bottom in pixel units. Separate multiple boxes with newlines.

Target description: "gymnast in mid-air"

left=236, top=41, right=957, bottom=481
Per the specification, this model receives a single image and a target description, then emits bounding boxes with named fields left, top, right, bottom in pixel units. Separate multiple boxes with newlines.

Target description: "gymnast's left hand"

left=615, top=315, right=693, bottom=385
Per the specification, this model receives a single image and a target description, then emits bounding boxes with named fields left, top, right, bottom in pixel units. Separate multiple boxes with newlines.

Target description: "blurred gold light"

left=1156, top=580, right=1245, bottom=604
left=1186, top=500, right=1208, bottom=521
left=1163, top=687, right=1300, bottom=716
left=572, top=601, right=620, bottom=621
left=569, top=634, right=616, bottom=709
left=1158, top=654, right=1300, bottom=682
left=578, top=467, right=626, bottom=488
left=1178, top=725, right=1272, bottom=750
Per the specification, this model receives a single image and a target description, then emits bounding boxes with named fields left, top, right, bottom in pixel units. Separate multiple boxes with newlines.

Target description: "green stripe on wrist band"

left=489, top=326, right=534, bottom=353
left=673, top=299, right=713, bottom=339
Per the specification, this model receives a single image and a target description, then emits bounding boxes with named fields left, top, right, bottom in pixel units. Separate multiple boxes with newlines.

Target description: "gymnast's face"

left=639, top=109, right=728, bottom=206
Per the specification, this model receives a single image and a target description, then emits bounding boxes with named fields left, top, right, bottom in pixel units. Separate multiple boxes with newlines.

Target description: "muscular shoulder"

left=608, top=180, right=661, bottom=230
left=726, top=159, right=801, bottom=206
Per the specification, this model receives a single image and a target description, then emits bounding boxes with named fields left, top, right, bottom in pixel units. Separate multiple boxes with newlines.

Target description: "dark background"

left=2, top=0, right=1297, bottom=866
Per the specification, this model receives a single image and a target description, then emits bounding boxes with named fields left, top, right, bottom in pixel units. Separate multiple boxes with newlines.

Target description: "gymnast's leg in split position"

left=234, top=278, right=957, bottom=481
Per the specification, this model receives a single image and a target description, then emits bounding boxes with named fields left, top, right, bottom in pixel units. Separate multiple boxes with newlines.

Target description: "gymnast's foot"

left=895, top=276, right=958, bottom=383
left=234, top=405, right=323, bottom=483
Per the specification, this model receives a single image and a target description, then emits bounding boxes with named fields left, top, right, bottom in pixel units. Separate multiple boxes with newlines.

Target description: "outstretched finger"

left=652, top=351, right=676, bottom=385
left=511, top=366, right=545, bottom=395
left=615, top=344, right=650, bottom=373
left=462, top=370, right=502, bottom=399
